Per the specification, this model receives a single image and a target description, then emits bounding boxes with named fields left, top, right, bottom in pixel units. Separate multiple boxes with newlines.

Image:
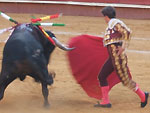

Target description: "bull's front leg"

left=41, top=82, right=50, bottom=108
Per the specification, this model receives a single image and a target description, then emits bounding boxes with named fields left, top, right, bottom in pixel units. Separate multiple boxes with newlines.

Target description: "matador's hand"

left=117, top=46, right=125, bottom=56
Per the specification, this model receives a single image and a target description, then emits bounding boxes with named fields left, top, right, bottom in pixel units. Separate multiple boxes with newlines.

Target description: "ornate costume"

left=103, top=18, right=131, bottom=46
left=96, top=18, right=148, bottom=108
left=99, top=18, right=136, bottom=90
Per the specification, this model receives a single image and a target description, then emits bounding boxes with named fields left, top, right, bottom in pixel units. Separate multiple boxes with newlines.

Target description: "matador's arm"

left=115, top=23, right=131, bottom=49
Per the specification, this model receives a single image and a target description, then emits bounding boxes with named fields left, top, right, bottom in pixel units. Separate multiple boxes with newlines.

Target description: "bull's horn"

left=52, top=37, right=75, bottom=51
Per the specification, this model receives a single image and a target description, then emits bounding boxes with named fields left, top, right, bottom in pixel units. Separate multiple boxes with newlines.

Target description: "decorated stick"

left=38, top=26, right=55, bottom=45
left=31, top=13, right=62, bottom=23
left=0, top=27, right=13, bottom=35
left=33, top=23, right=65, bottom=26
left=0, top=11, right=18, bottom=24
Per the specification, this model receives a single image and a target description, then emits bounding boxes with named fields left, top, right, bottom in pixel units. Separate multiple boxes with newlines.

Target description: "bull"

left=0, top=23, right=74, bottom=107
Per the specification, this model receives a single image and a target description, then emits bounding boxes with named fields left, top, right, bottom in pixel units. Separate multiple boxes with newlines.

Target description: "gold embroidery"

left=123, top=68, right=127, bottom=72
left=118, top=70, right=122, bottom=74
left=122, top=77, right=127, bottom=81
left=117, top=65, right=121, bottom=70
left=104, top=21, right=131, bottom=46
left=113, top=53, right=117, bottom=57
left=120, top=73, right=124, bottom=77
left=122, top=60, right=127, bottom=65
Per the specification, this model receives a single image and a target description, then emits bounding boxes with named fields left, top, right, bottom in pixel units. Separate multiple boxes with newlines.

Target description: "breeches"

left=98, top=44, right=136, bottom=90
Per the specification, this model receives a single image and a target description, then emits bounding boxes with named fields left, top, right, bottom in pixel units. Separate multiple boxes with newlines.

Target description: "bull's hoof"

left=47, top=79, right=53, bottom=85
left=44, top=102, right=50, bottom=109
left=49, top=71, right=56, bottom=79
left=19, top=75, right=26, bottom=81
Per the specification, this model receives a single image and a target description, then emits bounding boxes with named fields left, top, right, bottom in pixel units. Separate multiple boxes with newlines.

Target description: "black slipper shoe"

left=94, top=101, right=112, bottom=108
left=141, top=92, right=149, bottom=108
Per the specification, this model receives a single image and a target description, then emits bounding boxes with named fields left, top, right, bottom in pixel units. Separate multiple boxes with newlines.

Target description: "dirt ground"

left=0, top=13, right=150, bottom=113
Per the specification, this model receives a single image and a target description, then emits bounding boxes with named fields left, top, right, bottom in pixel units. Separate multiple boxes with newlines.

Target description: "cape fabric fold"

left=67, top=35, right=121, bottom=100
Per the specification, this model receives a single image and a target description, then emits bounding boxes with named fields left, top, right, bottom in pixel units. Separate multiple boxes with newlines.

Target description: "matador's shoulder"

left=108, top=19, right=130, bottom=32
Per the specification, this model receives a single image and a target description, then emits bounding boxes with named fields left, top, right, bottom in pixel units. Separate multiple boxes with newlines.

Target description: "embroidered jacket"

left=103, top=18, right=131, bottom=47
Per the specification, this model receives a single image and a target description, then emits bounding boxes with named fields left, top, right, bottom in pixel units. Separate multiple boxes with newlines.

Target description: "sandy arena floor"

left=0, top=13, right=150, bottom=113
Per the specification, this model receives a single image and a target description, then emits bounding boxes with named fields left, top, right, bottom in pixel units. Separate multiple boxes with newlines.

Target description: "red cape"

left=67, top=35, right=121, bottom=100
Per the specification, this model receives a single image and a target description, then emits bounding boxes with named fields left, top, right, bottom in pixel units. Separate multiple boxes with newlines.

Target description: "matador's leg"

left=107, top=44, right=136, bottom=89
left=107, top=44, right=149, bottom=108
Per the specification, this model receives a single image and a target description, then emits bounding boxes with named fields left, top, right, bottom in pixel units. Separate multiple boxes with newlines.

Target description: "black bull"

left=0, top=24, right=74, bottom=107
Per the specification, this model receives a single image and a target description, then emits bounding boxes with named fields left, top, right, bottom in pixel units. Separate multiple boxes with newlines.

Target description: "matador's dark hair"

left=101, top=6, right=116, bottom=19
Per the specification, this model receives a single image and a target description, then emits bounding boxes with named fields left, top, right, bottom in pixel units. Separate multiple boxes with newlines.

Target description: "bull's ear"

left=52, top=37, right=75, bottom=51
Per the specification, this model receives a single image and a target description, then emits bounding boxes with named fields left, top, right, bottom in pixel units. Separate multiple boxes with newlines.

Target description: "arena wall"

left=43, top=0, right=150, bottom=5
left=0, top=1, right=150, bottom=19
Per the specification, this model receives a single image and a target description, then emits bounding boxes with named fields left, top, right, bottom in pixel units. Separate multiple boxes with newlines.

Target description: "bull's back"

left=6, top=24, right=44, bottom=55
left=5, top=34, right=40, bottom=59
left=2, top=26, right=45, bottom=74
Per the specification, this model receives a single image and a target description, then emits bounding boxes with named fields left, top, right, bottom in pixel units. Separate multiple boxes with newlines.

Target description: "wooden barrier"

left=0, top=1, right=150, bottom=19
